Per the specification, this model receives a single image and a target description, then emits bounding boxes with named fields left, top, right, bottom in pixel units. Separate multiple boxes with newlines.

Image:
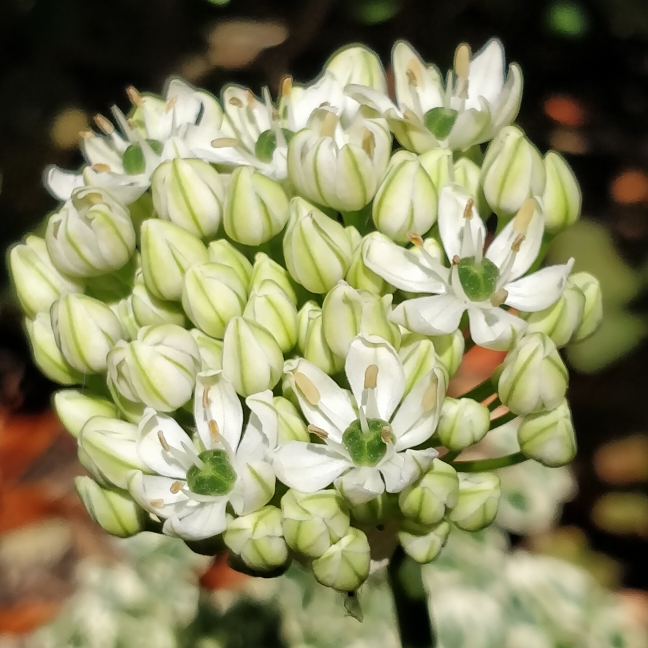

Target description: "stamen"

left=211, top=137, right=239, bottom=148
left=381, top=425, right=394, bottom=444
left=279, top=76, right=293, bottom=98
left=364, top=364, right=379, bottom=390
left=513, top=199, right=535, bottom=235
left=181, top=441, right=206, bottom=470
left=406, top=67, right=418, bottom=87
left=208, top=419, right=220, bottom=444
left=407, top=232, right=424, bottom=247
left=361, top=129, right=375, bottom=157
left=93, top=114, right=114, bottom=134
left=201, top=387, right=209, bottom=409
left=165, top=96, right=178, bottom=113
left=474, top=228, right=484, bottom=263
left=463, top=199, right=474, bottom=220
left=452, top=255, right=461, bottom=265
left=91, top=163, right=111, bottom=173
left=357, top=405, right=370, bottom=434
left=228, top=96, right=244, bottom=108
left=308, top=424, right=328, bottom=440
left=453, top=44, right=471, bottom=79
left=170, top=481, right=183, bottom=494
left=320, top=111, right=338, bottom=138
left=406, top=60, right=422, bottom=87
left=422, top=376, right=439, bottom=412
left=79, top=130, right=94, bottom=139
left=490, top=288, right=508, bottom=307
left=294, top=372, right=321, bottom=405
left=150, top=499, right=164, bottom=508
left=511, top=234, right=525, bottom=253
left=246, top=89, right=257, bottom=106
left=126, top=86, right=143, bottom=108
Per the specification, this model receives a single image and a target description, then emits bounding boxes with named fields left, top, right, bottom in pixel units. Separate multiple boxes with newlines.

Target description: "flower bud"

left=322, top=282, right=400, bottom=357
left=399, top=333, right=438, bottom=395
left=271, top=396, right=310, bottom=443
left=182, top=262, right=247, bottom=339
left=453, top=157, right=489, bottom=217
left=283, top=198, right=354, bottom=293
left=372, top=151, right=438, bottom=243
left=498, top=333, right=568, bottom=416
left=107, top=324, right=200, bottom=412
left=398, top=519, right=450, bottom=564
left=208, top=239, right=253, bottom=289
left=140, top=219, right=208, bottom=301
left=437, top=397, right=491, bottom=451
left=541, top=152, right=581, bottom=234
left=296, top=304, right=344, bottom=375
left=568, top=272, right=603, bottom=343
left=46, top=187, right=136, bottom=277
left=448, top=472, right=501, bottom=532
left=9, top=236, right=84, bottom=318
left=77, top=416, right=148, bottom=489
left=51, top=294, right=125, bottom=373
left=433, top=330, right=465, bottom=377
left=399, top=459, right=459, bottom=526
left=348, top=492, right=391, bottom=525
left=419, top=148, right=453, bottom=194
left=311, top=527, right=371, bottom=592
left=75, top=476, right=146, bottom=538
left=223, top=506, right=289, bottom=573
left=107, top=374, right=146, bottom=423
left=243, top=280, right=298, bottom=352
left=131, top=281, right=187, bottom=328
left=25, top=313, right=83, bottom=385
left=224, top=166, right=290, bottom=246
left=250, top=252, right=297, bottom=305
left=481, top=126, right=546, bottom=219
left=325, top=44, right=386, bottom=92
left=151, top=158, right=224, bottom=238
left=518, top=399, right=576, bottom=467
left=112, top=297, right=140, bottom=339
left=523, top=282, right=585, bottom=348
left=190, top=328, right=224, bottom=371
left=281, top=489, right=350, bottom=558
left=346, top=241, right=390, bottom=295
left=222, top=317, right=283, bottom=397
left=53, top=388, right=120, bottom=438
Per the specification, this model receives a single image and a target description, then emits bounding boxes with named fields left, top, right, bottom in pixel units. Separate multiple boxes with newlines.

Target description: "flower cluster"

left=9, top=39, right=602, bottom=594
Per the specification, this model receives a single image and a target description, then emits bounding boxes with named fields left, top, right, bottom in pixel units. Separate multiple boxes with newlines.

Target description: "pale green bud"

left=322, top=282, right=399, bottom=357
left=346, top=241, right=390, bottom=295
left=131, top=281, right=187, bottom=328
left=325, top=44, right=387, bottom=92
left=46, top=188, right=136, bottom=277
left=433, top=330, right=465, bottom=377
left=111, top=297, right=140, bottom=339
left=182, top=262, right=247, bottom=339
left=51, top=294, right=125, bottom=374
left=297, top=301, right=320, bottom=351
left=296, top=304, right=344, bottom=375
left=523, top=282, right=585, bottom=348
left=25, top=313, right=83, bottom=385
left=541, top=152, right=581, bottom=234
left=223, top=506, right=288, bottom=573
left=498, top=332, right=568, bottom=416
left=349, top=491, right=390, bottom=525
left=107, top=373, right=145, bottom=423
left=399, top=333, right=438, bottom=395
left=224, top=166, right=289, bottom=245
left=481, top=126, right=546, bottom=219
left=250, top=252, right=297, bottom=305
left=107, top=324, right=200, bottom=412
left=77, top=416, right=148, bottom=489
left=243, top=279, right=298, bottom=352
left=568, top=272, right=603, bottom=343
left=75, top=476, right=146, bottom=538
left=190, top=328, right=224, bottom=371
left=398, top=519, right=450, bottom=564
left=272, top=396, right=310, bottom=443
left=419, top=148, right=454, bottom=194
left=345, top=225, right=362, bottom=252
left=437, top=397, right=490, bottom=451
left=151, top=158, right=224, bottom=239
left=399, top=459, right=459, bottom=526
left=518, top=399, right=576, bottom=467
left=449, top=472, right=501, bottom=532
left=311, top=527, right=370, bottom=592
left=283, top=198, right=354, bottom=293
left=207, top=239, right=253, bottom=288
left=140, top=219, right=208, bottom=301
left=9, top=236, right=84, bottom=318
left=281, top=489, right=350, bottom=558
left=372, top=150, right=438, bottom=243
left=453, top=157, right=489, bottom=217
left=222, top=316, right=283, bottom=397
left=53, top=388, right=119, bottom=438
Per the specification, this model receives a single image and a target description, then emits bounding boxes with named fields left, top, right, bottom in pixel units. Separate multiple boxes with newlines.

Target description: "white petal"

left=362, top=232, right=449, bottom=293
left=392, top=42, right=443, bottom=116
left=273, top=442, right=350, bottom=492
left=44, top=166, right=83, bottom=201
left=438, top=184, right=487, bottom=260
left=391, top=368, right=445, bottom=451
left=335, top=466, right=385, bottom=505
left=466, top=39, right=505, bottom=110
left=468, top=306, right=527, bottom=351
left=138, top=409, right=193, bottom=478
left=164, top=498, right=228, bottom=541
left=228, top=460, right=275, bottom=516
left=127, top=471, right=187, bottom=517
left=345, top=335, right=405, bottom=421
left=194, top=371, right=243, bottom=452
left=445, top=102, right=492, bottom=149
left=380, top=448, right=438, bottom=493
left=235, top=421, right=269, bottom=464
left=391, top=294, right=466, bottom=336
left=505, top=261, right=574, bottom=312
left=483, top=63, right=523, bottom=138
left=345, top=83, right=398, bottom=115
left=245, top=390, right=278, bottom=450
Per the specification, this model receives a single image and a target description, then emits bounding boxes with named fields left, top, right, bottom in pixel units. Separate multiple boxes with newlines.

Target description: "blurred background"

left=1, top=0, right=648, bottom=646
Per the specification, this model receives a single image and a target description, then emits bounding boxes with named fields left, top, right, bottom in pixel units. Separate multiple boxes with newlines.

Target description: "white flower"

left=274, top=334, right=443, bottom=505
left=128, top=372, right=277, bottom=541
left=363, top=185, right=574, bottom=350
left=347, top=39, right=522, bottom=152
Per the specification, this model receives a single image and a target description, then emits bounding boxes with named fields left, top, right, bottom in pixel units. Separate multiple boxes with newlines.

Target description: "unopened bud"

left=437, top=397, right=491, bottom=451
left=296, top=303, right=344, bottom=375
left=398, top=519, right=450, bottom=564
left=190, top=328, right=224, bottom=371
left=208, top=239, right=253, bottom=289
left=53, top=389, right=120, bottom=438
left=541, top=151, right=581, bottom=234
left=432, top=330, right=465, bottom=377
left=419, top=148, right=454, bottom=194
left=250, top=252, right=297, bottom=305
left=449, top=472, right=501, bottom=532
left=131, top=280, right=187, bottom=328
left=568, top=272, right=603, bottom=343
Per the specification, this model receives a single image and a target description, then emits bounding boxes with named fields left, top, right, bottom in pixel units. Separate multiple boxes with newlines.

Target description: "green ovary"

left=342, top=418, right=389, bottom=467
left=186, top=449, right=237, bottom=496
left=457, top=256, right=500, bottom=302
left=122, top=139, right=163, bottom=175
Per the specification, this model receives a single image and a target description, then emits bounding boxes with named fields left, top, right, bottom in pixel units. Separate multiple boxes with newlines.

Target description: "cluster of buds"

left=9, top=38, right=601, bottom=595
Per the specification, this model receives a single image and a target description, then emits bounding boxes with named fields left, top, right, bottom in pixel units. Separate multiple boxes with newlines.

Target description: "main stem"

left=387, top=547, right=436, bottom=648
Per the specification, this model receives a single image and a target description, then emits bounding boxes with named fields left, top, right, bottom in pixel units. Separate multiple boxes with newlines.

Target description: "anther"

left=463, top=199, right=474, bottom=220
left=320, top=111, right=338, bottom=138
left=228, top=96, right=244, bottom=108
left=308, top=424, right=328, bottom=440
left=381, top=425, right=394, bottom=444
left=362, top=129, right=375, bottom=157
left=157, top=430, right=171, bottom=452
left=246, top=89, right=257, bottom=105
left=208, top=419, right=220, bottom=443
left=93, top=114, right=114, bottom=134
left=364, top=364, right=379, bottom=390
left=453, top=43, right=471, bottom=79
left=201, top=387, right=209, bottom=409
left=511, top=234, right=525, bottom=253
left=490, top=288, right=508, bottom=307
left=79, top=130, right=94, bottom=139
left=294, top=372, right=321, bottom=405
left=422, top=376, right=438, bottom=412
left=280, top=76, right=293, bottom=98
left=150, top=499, right=164, bottom=508
left=452, top=255, right=461, bottom=265
left=165, top=96, right=178, bottom=113
left=170, top=481, right=183, bottom=494
left=91, top=163, right=111, bottom=173
left=407, top=232, right=424, bottom=247
left=126, top=86, right=143, bottom=108
left=513, top=198, right=535, bottom=235
left=406, top=61, right=420, bottom=87
left=211, top=137, right=239, bottom=148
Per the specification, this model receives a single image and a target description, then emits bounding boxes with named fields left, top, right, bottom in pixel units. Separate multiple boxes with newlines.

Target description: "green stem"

left=488, top=410, right=517, bottom=430
left=387, top=546, right=436, bottom=647
left=488, top=396, right=502, bottom=412
left=441, top=449, right=462, bottom=463
left=450, top=451, right=528, bottom=472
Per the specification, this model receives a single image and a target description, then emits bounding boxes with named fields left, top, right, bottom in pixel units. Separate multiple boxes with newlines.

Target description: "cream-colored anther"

left=362, top=129, right=376, bottom=157
left=150, top=499, right=164, bottom=508
left=511, top=234, right=525, bottom=253
left=91, top=163, right=111, bottom=173
left=513, top=199, right=535, bottom=236
left=364, top=364, right=379, bottom=390
left=170, top=481, right=184, bottom=494
left=308, top=424, right=328, bottom=440
left=490, top=288, right=509, bottom=307
left=245, top=89, right=257, bottom=106
left=126, top=86, right=143, bottom=108
left=165, top=96, right=178, bottom=113
left=228, top=96, right=244, bottom=108
left=280, top=76, right=293, bottom=98
left=93, top=114, right=114, bottom=134
left=79, top=130, right=94, bottom=139
left=406, top=60, right=422, bottom=87
left=211, top=137, right=239, bottom=148
left=201, top=388, right=209, bottom=410
left=463, top=198, right=475, bottom=220
left=452, top=255, right=461, bottom=265
left=157, top=430, right=171, bottom=452
left=294, top=372, right=321, bottom=405
left=381, top=425, right=394, bottom=444
left=320, top=111, right=338, bottom=138
left=208, top=419, right=220, bottom=443
left=453, top=44, right=471, bottom=79
left=407, top=232, right=424, bottom=247
left=422, top=376, right=439, bottom=412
